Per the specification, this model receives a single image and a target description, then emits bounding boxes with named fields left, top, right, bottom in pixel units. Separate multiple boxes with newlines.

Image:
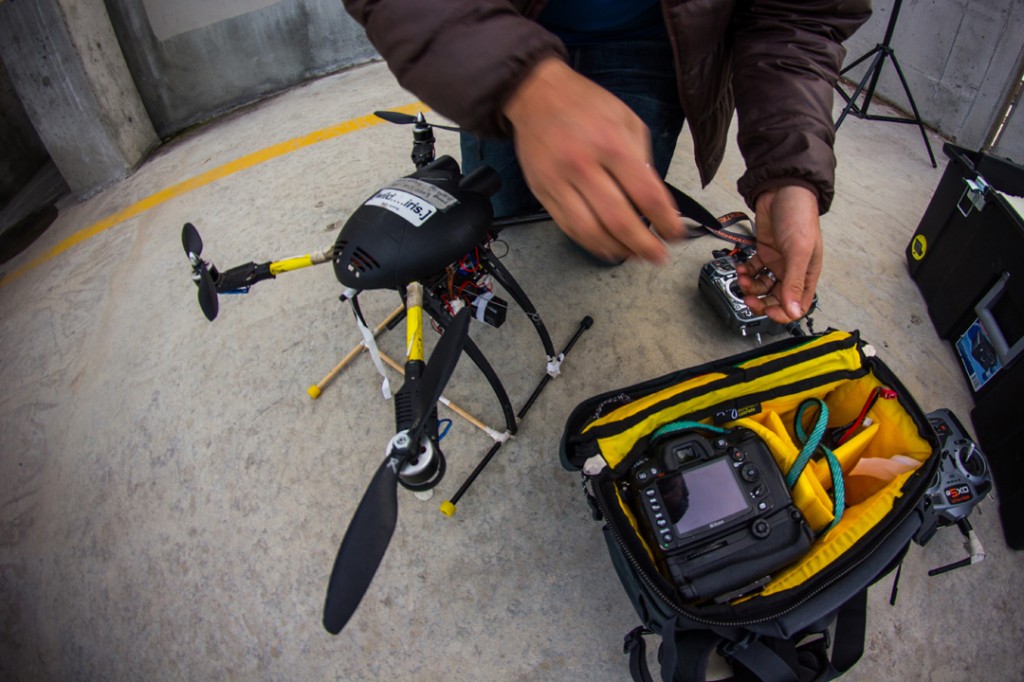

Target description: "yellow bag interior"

left=723, top=371, right=931, bottom=596
left=587, top=332, right=933, bottom=599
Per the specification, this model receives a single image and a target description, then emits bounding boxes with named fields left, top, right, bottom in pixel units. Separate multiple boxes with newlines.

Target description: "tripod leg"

left=886, top=52, right=938, bottom=167
left=839, top=44, right=883, bottom=78
left=836, top=48, right=887, bottom=129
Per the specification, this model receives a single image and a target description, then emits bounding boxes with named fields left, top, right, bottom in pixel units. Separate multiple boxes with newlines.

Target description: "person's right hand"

left=503, top=57, right=683, bottom=264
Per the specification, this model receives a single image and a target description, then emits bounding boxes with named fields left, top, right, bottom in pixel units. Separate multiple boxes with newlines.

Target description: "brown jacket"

left=342, top=0, right=871, bottom=212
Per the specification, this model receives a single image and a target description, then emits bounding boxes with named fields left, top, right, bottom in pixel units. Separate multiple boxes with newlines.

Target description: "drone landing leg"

left=375, top=349, right=508, bottom=443
left=308, top=303, right=406, bottom=399
left=480, top=248, right=557, bottom=360
left=423, top=292, right=518, bottom=436
left=440, top=315, right=594, bottom=517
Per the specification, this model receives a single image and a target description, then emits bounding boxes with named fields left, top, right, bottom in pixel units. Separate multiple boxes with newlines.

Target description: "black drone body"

left=333, top=155, right=500, bottom=291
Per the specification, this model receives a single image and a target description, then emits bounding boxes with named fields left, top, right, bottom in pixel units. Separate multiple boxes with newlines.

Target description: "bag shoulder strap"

left=624, top=589, right=868, bottom=682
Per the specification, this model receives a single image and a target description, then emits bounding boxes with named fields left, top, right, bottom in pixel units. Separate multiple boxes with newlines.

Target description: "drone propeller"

left=181, top=222, right=337, bottom=321
left=373, top=110, right=464, bottom=133
left=182, top=221, right=203, bottom=257
left=322, top=303, right=472, bottom=635
left=182, top=223, right=219, bottom=321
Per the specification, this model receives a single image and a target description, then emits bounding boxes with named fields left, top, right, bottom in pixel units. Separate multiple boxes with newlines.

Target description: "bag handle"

left=624, top=627, right=654, bottom=682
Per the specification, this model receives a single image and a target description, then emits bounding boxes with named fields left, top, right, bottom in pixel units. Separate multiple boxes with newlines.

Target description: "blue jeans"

left=460, top=36, right=684, bottom=219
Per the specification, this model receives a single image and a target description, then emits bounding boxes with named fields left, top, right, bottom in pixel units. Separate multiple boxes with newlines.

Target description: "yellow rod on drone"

left=405, top=283, right=425, bottom=363
left=269, top=249, right=331, bottom=276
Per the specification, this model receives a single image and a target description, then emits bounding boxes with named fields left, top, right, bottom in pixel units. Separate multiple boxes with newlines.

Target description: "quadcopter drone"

left=181, top=110, right=592, bottom=636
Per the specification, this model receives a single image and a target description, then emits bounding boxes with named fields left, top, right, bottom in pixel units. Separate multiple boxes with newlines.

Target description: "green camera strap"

left=786, top=398, right=846, bottom=534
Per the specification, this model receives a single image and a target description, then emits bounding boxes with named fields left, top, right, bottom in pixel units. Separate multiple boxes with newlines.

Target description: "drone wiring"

left=428, top=241, right=508, bottom=330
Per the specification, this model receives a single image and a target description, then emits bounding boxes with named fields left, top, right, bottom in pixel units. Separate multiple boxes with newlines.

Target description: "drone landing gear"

left=422, top=292, right=518, bottom=436
left=319, top=270, right=591, bottom=516
left=439, top=314, right=593, bottom=517
left=479, top=247, right=559, bottom=365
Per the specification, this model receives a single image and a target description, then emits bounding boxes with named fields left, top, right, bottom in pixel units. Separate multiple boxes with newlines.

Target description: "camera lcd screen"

left=656, top=458, right=751, bottom=538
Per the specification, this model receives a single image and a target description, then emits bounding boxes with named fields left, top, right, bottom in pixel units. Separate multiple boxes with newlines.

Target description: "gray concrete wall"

left=0, top=0, right=158, bottom=197
left=102, top=0, right=379, bottom=139
left=0, top=59, right=48, bottom=206
left=840, top=0, right=1024, bottom=155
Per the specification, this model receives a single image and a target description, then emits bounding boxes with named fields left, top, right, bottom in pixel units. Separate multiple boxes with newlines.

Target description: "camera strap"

left=665, top=182, right=756, bottom=247
left=786, top=399, right=847, bottom=534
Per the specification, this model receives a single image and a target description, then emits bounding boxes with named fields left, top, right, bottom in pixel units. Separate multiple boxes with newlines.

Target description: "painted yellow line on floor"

left=1, top=102, right=429, bottom=288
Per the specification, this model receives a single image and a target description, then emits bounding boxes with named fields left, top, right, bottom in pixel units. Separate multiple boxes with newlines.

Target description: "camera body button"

left=751, top=518, right=771, bottom=539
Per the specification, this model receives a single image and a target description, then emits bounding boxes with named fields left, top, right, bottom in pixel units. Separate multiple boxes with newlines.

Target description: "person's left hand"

left=735, top=185, right=822, bottom=325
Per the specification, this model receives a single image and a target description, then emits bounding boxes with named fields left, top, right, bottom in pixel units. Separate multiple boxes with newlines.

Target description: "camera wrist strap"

left=649, top=420, right=728, bottom=441
left=665, top=183, right=756, bottom=247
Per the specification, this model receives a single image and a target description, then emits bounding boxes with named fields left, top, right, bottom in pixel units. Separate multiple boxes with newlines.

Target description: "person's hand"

left=503, top=57, right=684, bottom=264
left=735, top=185, right=822, bottom=324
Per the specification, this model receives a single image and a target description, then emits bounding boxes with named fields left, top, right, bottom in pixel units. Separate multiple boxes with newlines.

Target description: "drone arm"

left=216, top=249, right=333, bottom=293
left=395, top=283, right=427, bottom=434
left=269, top=248, right=333, bottom=276
left=405, top=283, right=425, bottom=364
left=216, top=261, right=274, bottom=292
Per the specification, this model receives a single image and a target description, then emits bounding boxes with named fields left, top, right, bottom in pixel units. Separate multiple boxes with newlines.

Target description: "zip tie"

left=474, top=290, right=495, bottom=322
left=546, top=353, right=564, bottom=378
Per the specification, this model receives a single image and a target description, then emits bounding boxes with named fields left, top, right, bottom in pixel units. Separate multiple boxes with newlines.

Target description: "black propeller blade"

left=373, top=110, right=464, bottom=133
left=409, top=306, right=472, bottom=442
left=181, top=223, right=219, bottom=321
left=322, top=306, right=472, bottom=635
left=197, top=266, right=219, bottom=321
left=322, top=455, right=401, bottom=635
left=182, top=222, right=203, bottom=257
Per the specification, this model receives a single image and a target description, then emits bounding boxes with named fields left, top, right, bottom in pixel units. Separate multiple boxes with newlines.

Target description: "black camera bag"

left=559, top=330, right=941, bottom=682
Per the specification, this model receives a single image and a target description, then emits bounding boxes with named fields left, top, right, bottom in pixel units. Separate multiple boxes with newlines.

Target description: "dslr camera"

left=624, top=427, right=813, bottom=603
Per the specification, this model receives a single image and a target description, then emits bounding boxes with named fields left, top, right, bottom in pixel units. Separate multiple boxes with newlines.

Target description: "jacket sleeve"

left=342, top=0, right=567, bottom=137
left=731, top=0, right=872, bottom=213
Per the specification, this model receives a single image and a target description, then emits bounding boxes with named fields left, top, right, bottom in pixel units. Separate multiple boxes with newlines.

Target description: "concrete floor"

left=1, top=61, right=1021, bottom=681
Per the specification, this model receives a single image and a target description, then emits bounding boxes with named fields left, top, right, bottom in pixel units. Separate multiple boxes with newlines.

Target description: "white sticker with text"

left=364, top=189, right=437, bottom=226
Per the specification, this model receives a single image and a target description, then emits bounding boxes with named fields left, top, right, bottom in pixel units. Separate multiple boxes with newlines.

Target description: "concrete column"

left=0, top=0, right=158, bottom=198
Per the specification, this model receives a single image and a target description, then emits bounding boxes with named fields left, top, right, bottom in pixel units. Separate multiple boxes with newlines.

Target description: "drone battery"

left=475, top=292, right=507, bottom=328
left=455, top=282, right=507, bottom=328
